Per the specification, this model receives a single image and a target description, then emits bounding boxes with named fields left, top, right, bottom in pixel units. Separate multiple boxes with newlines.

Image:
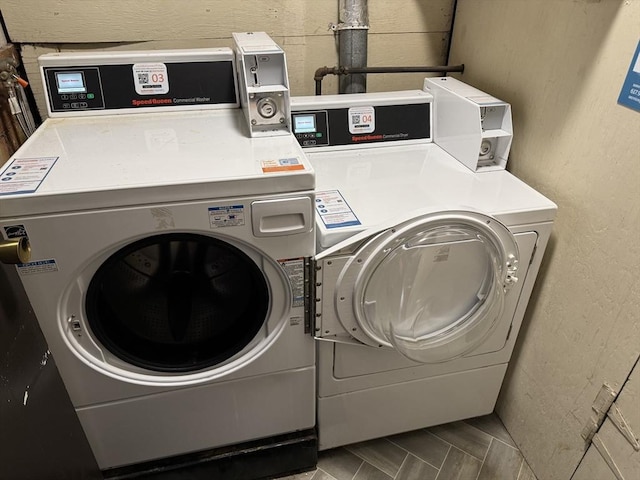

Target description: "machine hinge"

left=303, top=257, right=316, bottom=335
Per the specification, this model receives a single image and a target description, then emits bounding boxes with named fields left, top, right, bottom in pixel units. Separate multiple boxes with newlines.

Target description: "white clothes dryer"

left=291, top=90, right=557, bottom=450
left=0, top=48, right=316, bottom=472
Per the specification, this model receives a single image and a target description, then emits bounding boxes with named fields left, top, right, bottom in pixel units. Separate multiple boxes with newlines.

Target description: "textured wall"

left=0, top=0, right=454, bottom=118
left=449, top=1, right=640, bottom=479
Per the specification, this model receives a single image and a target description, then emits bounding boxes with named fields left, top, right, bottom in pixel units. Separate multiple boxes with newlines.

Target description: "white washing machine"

left=291, top=90, right=557, bottom=450
left=0, top=47, right=316, bottom=472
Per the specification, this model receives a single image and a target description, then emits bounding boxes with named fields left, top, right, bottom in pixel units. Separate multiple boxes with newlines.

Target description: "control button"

left=303, top=140, right=317, bottom=146
left=316, top=133, right=323, bottom=138
left=60, top=94, right=69, bottom=100
left=70, top=94, right=77, bottom=100
left=62, top=103, right=70, bottom=109
left=78, top=94, right=86, bottom=99
left=71, top=102, right=80, bottom=108
left=79, top=102, right=88, bottom=108
left=87, top=93, right=95, bottom=99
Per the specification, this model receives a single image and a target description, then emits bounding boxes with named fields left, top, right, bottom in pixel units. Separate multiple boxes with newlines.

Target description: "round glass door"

left=352, top=213, right=518, bottom=363
left=85, top=233, right=269, bottom=372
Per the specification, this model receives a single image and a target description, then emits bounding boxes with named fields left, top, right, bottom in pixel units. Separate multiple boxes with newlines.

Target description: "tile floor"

left=277, top=414, right=537, bottom=480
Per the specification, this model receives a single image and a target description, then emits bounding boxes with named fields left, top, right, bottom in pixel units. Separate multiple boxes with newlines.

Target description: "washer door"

left=321, top=211, right=519, bottom=363
left=80, top=232, right=271, bottom=376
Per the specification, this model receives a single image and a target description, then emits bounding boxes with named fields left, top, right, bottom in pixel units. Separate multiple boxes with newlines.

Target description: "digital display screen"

left=293, top=114, right=316, bottom=133
left=56, top=72, right=86, bottom=93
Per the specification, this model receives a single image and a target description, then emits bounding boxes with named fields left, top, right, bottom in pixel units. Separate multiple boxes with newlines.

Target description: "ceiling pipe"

left=332, top=0, right=369, bottom=94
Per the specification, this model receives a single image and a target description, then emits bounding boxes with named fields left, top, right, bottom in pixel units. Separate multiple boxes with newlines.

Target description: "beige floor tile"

left=317, top=448, right=362, bottom=480
left=437, top=446, right=482, bottom=480
left=465, top=414, right=517, bottom=447
left=477, top=438, right=524, bottom=480
left=276, top=470, right=317, bottom=480
left=352, top=462, right=393, bottom=480
left=311, top=470, right=339, bottom=480
left=345, top=438, right=407, bottom=477
left=395, top=454, right=438, bottom=480
left=517, top=459, right=538, bottom=480
left=387, top=428, right=450, bottom=468
left=429, top=421, right=492, bottom=460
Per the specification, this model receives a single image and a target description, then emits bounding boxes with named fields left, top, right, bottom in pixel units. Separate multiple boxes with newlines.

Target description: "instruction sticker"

left=315, top=190, right=361, bottom=229
left=209, top=205, right=245, bottom=228
left=133, top=63, right=169, bottom=95
left=0, top=157, right=58, bottom=196
left=279, top=257, right=305, bottom=307
left=348, top=106, right=375, bottom=134
left=261, top=157, right=305, bottom=173
left=17, top=259, right=58, bottom=275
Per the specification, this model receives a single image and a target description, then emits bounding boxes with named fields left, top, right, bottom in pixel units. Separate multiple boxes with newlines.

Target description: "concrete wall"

left=449, top=1, right=640, bottom=479
left=0, top=0, right=454, bottom=118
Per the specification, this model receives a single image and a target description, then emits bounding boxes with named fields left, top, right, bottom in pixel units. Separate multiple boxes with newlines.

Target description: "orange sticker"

left=261, top=158, right=305, bottom=173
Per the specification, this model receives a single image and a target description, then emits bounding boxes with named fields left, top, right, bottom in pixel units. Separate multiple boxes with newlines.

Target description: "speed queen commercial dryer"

left=0, top=45, right=316, bottom=476
left=291, top=89, right=557, bottom=450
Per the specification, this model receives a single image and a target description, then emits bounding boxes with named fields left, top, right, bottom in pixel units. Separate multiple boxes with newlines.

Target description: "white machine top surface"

left=0, top=109, right=313, bottom=218
left=309, top=143, right=557, bottom=249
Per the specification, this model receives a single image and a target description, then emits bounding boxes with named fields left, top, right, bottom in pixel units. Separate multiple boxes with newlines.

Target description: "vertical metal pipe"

left=337, top=0, right=369, bottom=94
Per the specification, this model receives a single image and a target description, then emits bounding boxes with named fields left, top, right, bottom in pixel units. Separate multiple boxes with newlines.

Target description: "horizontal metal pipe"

left=313, top=64, right=465, bottom=95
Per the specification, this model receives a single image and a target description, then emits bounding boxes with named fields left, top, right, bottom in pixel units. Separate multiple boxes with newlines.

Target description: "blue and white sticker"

left=618, top=40, right=640, bottom=112
left=209, top=205, right=245, bottom=228
left=315, top=190, right=361, bottom=229
left=0, top=157, right=58, bottom=196
left=17, top=259, right=58, bottom=275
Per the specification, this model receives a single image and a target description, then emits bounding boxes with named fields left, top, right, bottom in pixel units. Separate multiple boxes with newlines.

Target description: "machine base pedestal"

left=103, top=429, right=317, bottom=480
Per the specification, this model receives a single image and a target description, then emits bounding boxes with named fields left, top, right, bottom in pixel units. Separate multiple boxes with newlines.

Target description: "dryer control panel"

left=40, top=49, right=239, bottom=117
left=291, top=90, right=432, bottom=149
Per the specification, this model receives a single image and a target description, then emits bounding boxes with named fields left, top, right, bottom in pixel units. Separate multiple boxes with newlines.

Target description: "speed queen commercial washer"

left=0, top=47, right=316, bottom=473
left=291, top=89, right=557, bottom=450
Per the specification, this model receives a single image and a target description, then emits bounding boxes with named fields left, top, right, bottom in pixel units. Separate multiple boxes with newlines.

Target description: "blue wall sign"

left=618, top=39, right=640, bottom=112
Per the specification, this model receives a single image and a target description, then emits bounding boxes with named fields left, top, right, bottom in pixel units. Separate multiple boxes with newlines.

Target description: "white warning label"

left=279, top=257, right=305, bottom=307
left=208, top=205, right=245, bottom=228
left=17, top=259, right=58, bottom=275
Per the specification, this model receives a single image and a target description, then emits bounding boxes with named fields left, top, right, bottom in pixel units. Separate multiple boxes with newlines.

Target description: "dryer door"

left=316, top=211, right=520, bottom=363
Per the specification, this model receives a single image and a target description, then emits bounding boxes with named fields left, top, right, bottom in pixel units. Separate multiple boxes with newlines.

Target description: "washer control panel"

left=40, top=48, right=239, bottom=117
left=43, top=67, right=105, bottom=112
